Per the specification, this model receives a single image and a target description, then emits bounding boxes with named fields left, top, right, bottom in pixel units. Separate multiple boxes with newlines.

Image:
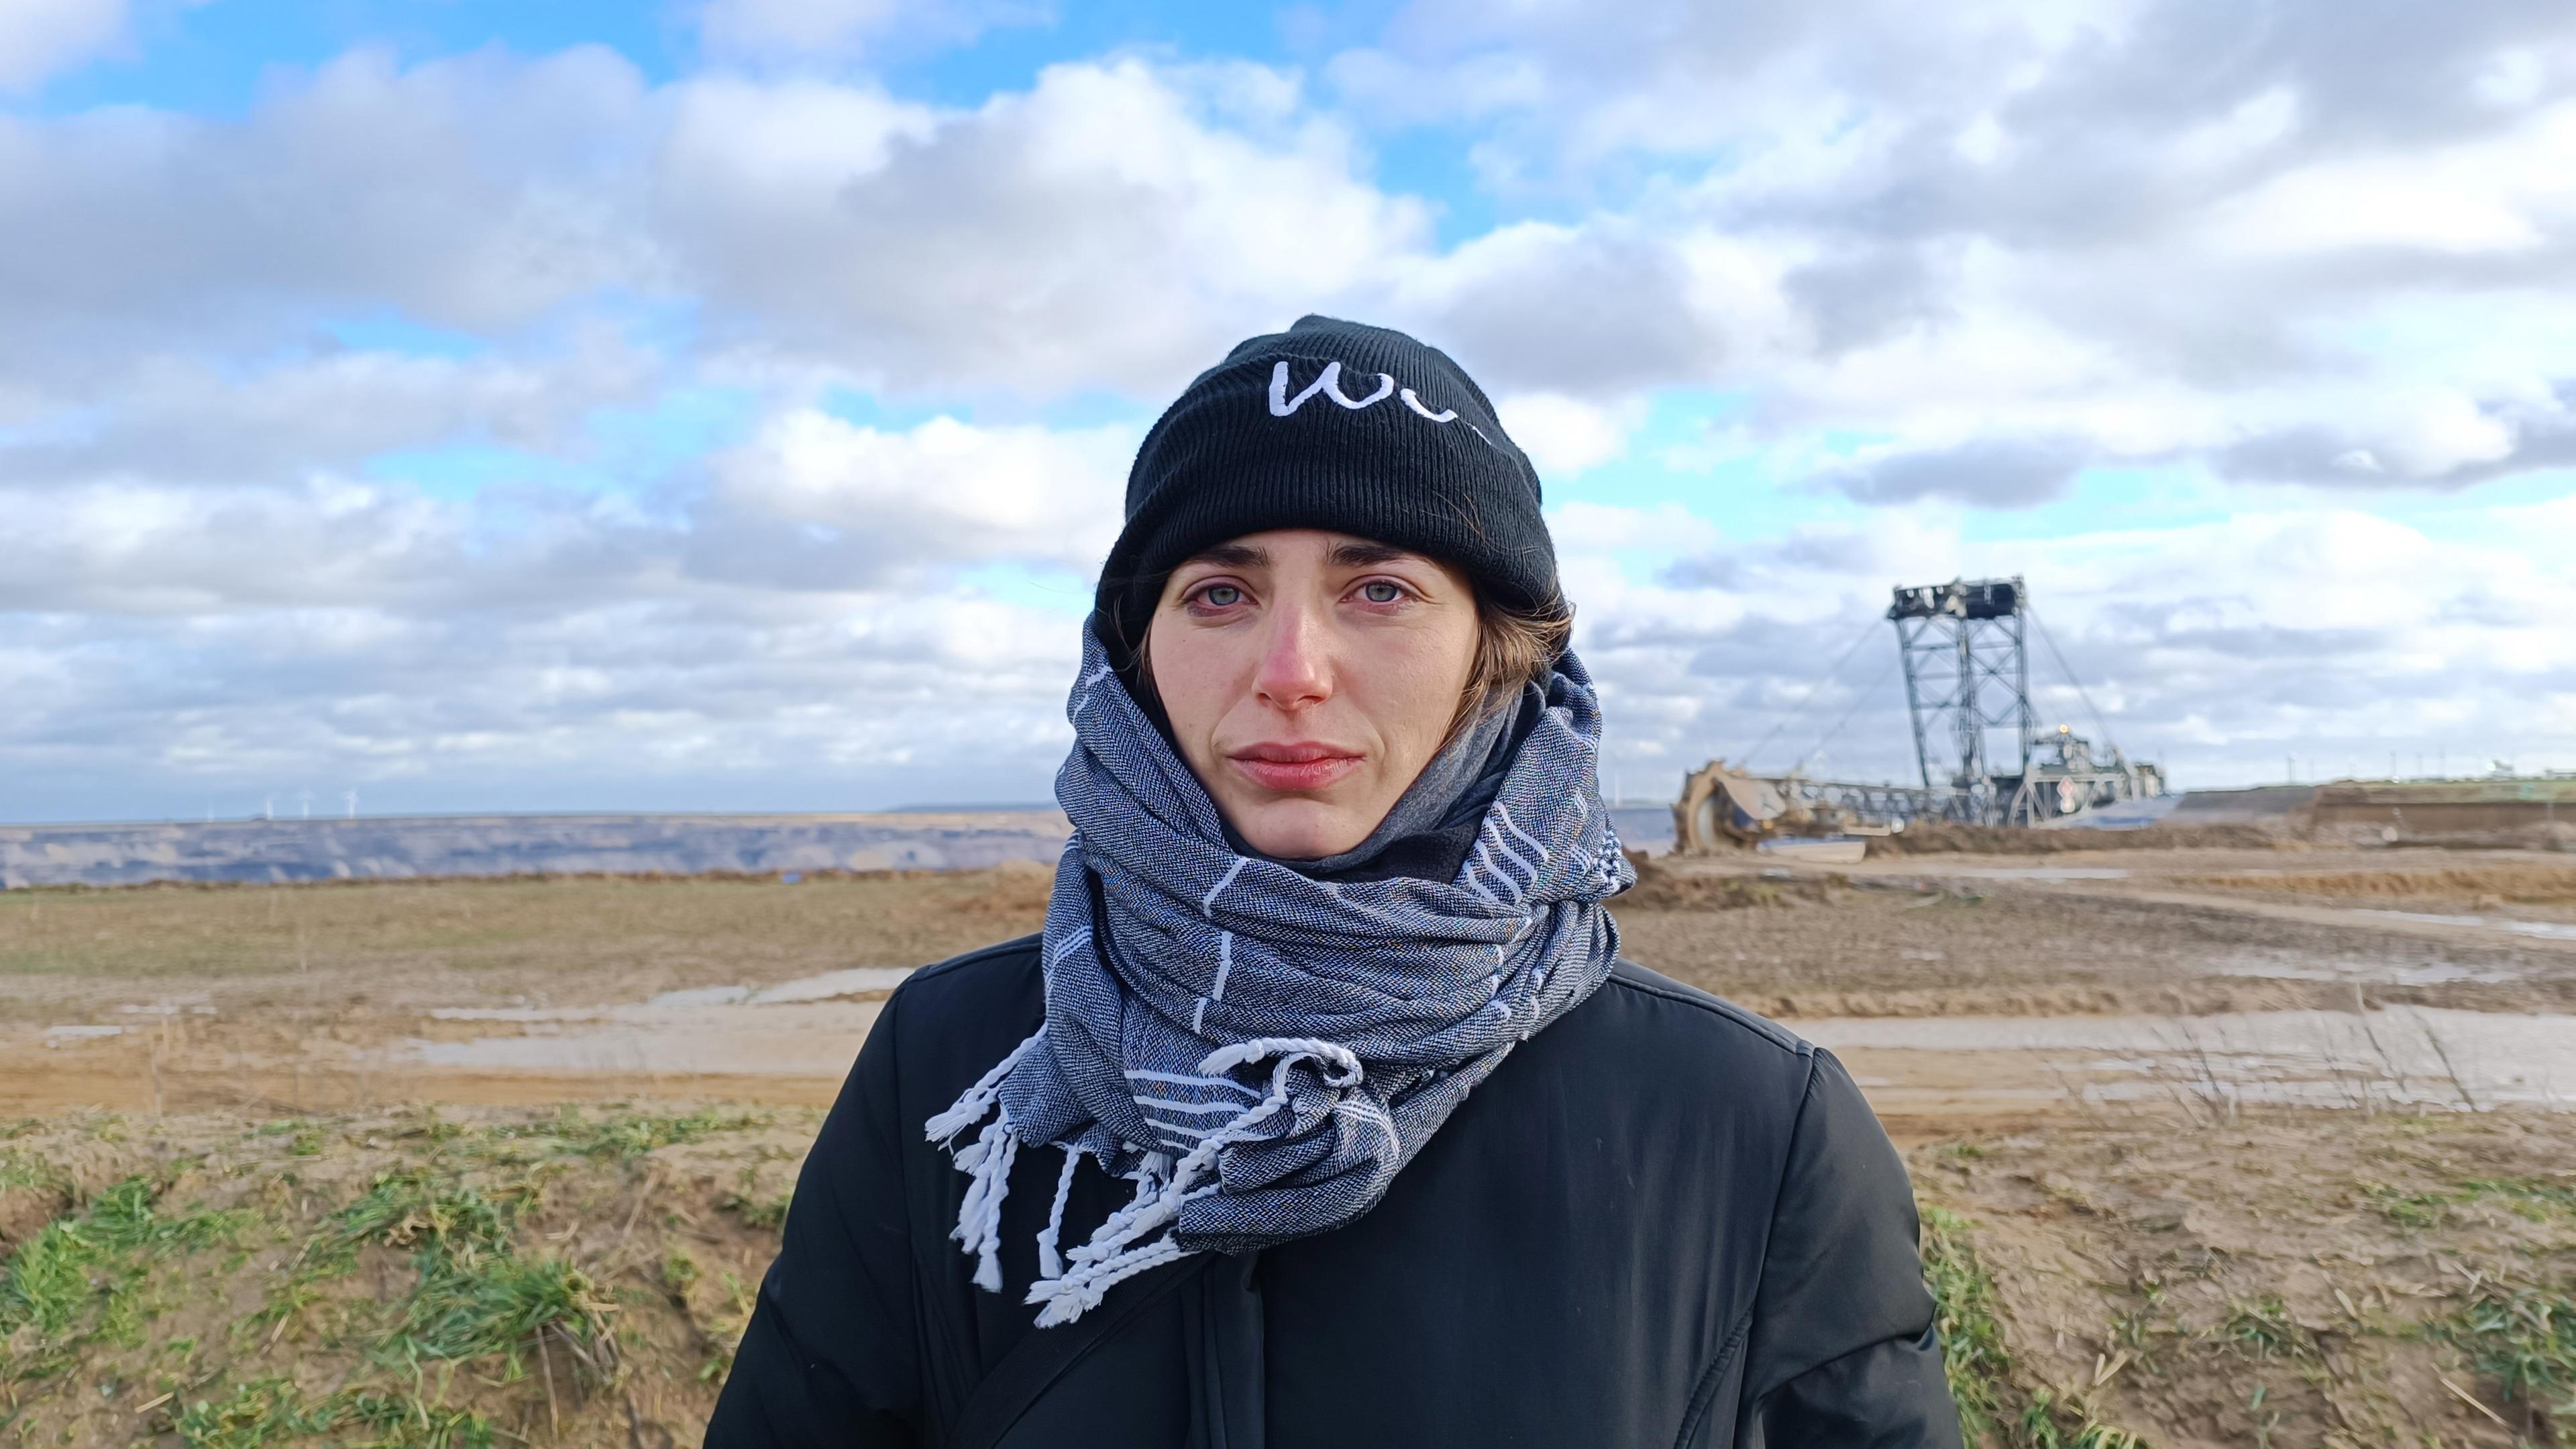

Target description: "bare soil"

left=1870, top=821, right=2300, bottom=855
left=1, top=1102, right=815, bottom=1448
left=1619, top=852, right=2576, bottom=1022
left=1913, top=1106, right=2576, bottom=1447
left=7, top=846, right=2576, bottom=1445
left=0, top=866, right=1053, bottom=1025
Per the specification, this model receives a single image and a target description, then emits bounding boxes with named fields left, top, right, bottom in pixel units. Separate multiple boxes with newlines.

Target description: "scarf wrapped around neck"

left=927, top=624, right=1634, bottom=1327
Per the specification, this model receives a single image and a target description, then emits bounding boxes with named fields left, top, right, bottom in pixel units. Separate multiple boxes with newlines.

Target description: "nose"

left=1251, top=597, right=1332, bottom=713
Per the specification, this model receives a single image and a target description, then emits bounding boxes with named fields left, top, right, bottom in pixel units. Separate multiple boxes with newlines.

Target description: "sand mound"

left=1617, top=852, right=1841, bottom=910
left=2172, top=861, right=2576, bottom=906
left=1869, top=820, right=2294, bottom=855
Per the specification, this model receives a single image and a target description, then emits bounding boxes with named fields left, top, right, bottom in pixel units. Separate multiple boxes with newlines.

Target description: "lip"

left=1226, top=741, right=1365, bottom=794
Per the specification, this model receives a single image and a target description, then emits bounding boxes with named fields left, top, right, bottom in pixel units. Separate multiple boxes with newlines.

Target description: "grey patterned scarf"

left=927, top=625, right=1633, bottom=1327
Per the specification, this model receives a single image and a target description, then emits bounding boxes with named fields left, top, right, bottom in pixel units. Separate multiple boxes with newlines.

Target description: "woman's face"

left=1147, top=529, right=1480, bottom=859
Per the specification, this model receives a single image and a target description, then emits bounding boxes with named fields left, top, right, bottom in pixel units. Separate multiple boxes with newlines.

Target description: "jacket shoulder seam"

left=1600, top=967, right=1814, bottom=1060
left=1741, top=1054, right=1840, bottom=1403
left=900, top=932, right=1043, bottom=991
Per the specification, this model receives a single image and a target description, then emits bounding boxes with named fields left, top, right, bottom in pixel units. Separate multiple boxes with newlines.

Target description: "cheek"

left=1355, top=619, right=1479, bottom=745
left=1144, top=621, right=1236, bottom=751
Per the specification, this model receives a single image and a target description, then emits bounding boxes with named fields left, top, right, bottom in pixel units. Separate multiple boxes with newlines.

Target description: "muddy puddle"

left=403, top=965, right=906, bottom=1076
left=2358, top=908, right=2576, bottom=942
left=424, top=967, right=915, bottom=1022
left=1919, top=865, right=2133, bottom=881
left=387, top=964, right=2576, bottom=1118
left=407, top=1001, right=885, bottom=1076
left=2205, top=951, right=2529, bottom=986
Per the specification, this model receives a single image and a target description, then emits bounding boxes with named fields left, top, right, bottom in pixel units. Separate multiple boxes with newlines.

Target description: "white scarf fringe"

left=927, top=1037, right=1365, bottom=1326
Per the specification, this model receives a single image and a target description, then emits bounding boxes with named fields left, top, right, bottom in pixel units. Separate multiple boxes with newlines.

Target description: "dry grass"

left=1870, top=822, right=2292, bottom=855
left=1917, top=1106, right=2576, bottom=1447
left=9, top=856, right=2576, bottom=1446
left=0, top=1102, right=814, bottom=1448
left=1617, top=853, right=1843, bottom=910
left=2170, top=862, right=2576, bottom=908
left=11, top=1099, right=2568, bottom=1449
left=1617, top=872, right=2576, bottom=1020
left=0, top=866, right=1052, bottom=1024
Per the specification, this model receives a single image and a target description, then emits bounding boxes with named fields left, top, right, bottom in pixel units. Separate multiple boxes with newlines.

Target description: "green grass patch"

left=226, top=1160, right=614, bottom=1445
left=339, top=1163, right=615, bottom=1379
left=1924, top=1205, right=2009, bottom=1440
left=0, top=1175, right=252, bottom=1351
left=718, top=1187, right=791, bottom=1232
left=2458, top=1176, right=2576, bottom=1222
left=335, top=1169, right=525, bottom=1260
left=391, top=1250, right=609, bottom=1373
left=2221, top=1293, right=2304, bottom=1360
left=2017, top=1388, right=2145, bottom=1449
left=2359, top=1182, right=2454, bottom=1228
left=1, top=1104, right=808, bottom=1445
left=472, top=1106, right=773, bottom=1163
left=0, top=1148, right=56, bottom=1191
left=174, top=1378, right=347, bottom=1449
left=2365, top=1175, right=2576, bottom=1229
left=172, top=1376, right=500, bottom=1449
left=2428, top=1269, right=2576, bottom=1433
left=717, top=1164, right=792, bottom=1233
left=1922, top=1205, right=2149, bottom=1449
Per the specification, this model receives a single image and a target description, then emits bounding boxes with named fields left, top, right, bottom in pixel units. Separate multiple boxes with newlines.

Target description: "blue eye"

left=1361, top=581, right=1403, bottom=604
left=1201, top=585, right=1242, bottom=607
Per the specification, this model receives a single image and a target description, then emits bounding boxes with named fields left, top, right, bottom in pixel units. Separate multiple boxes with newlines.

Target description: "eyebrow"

left=1179, top=540, right=1418, bottom=570
left=1189, top=543, right=1269, bottom=569
left=1328, top=541, right=1410, bottom=568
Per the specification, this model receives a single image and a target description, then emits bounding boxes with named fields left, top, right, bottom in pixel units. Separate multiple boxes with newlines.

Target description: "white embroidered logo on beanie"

left=1267, top=360, right=1459, bottom=424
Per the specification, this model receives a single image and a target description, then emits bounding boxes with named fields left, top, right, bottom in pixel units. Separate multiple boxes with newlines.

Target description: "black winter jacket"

left=706, top=935, right=1962, bottom=1448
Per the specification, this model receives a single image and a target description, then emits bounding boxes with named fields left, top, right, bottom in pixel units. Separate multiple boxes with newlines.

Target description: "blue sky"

left=3, top=0, right=2574, bottom=822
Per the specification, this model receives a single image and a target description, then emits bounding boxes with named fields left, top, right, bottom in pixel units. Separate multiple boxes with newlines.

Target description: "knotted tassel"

left=950, top=1110, right=1020, bottom=1293
left=1024, top=1043, right=1356, bottom=1325
left=924, top=1028, right=1042, bottom=1147
left=1034, top=1146, right=1084, bottom=1282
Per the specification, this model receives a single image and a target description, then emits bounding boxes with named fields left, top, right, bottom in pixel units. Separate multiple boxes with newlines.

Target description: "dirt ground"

left=1625, top=862, right=2576, bottom=1022
left=6, top=844, right=2576, bottom=1444
left=0, top=867, right=1057, bottom=1116
left=1, top=1102, right=813, bottom=1448
left=1914, top=1104, right=2576, bottom=1447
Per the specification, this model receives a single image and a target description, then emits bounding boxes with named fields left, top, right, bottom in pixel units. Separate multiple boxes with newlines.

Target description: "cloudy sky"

left=5, top=0, right=2574, bottom=823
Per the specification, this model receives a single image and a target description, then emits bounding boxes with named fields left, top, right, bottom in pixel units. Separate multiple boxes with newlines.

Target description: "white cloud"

left=690, top=409, right=1135, bottom=586
left=1385, top=220, right=1731, bottom=395
left=2169, top=86, right=2301, bottom=172
left=1316, top=0, right=2576, bottom=500
left=1586, top=500, right=2576, bottom=789
left=0, top=329, right=661, bottom=486
left=0, top=0, right=123, bottom=91
left=0, top=405, right=1138, bottom=614
left=1496, top=393, right=1642, bottom=478
left=662, top=58, right=1434, bottom=395
left=9, top=9, right=2576, bottom=817
left=2198, top=102, right=2576, bottom=258
left=0, top=45, right=655, bottom=364
left=694, top=0, right=1046, bottom=62
left=1546, top=500, right=1724, bottom=557
left=0, top=440, right=1118, bottom=816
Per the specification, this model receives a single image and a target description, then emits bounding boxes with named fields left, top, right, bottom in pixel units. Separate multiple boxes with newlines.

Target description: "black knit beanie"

left=1095, top=315, right=1559, bottom=657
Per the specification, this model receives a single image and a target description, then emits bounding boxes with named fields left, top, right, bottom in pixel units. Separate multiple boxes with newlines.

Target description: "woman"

left=708, top=317, right=1960, bottom=1447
